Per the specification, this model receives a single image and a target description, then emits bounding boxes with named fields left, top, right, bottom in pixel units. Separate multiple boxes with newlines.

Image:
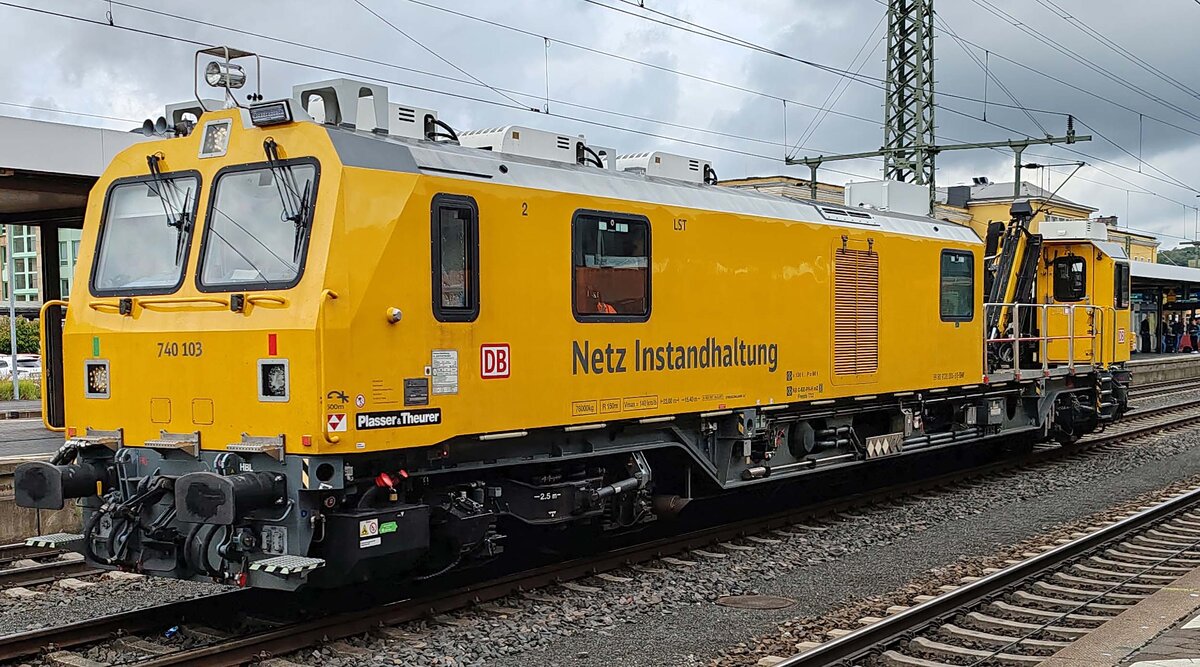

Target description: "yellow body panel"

left=64, top=111, right=986, bottom=458
left=1040, top=241, right=1130, bottom=366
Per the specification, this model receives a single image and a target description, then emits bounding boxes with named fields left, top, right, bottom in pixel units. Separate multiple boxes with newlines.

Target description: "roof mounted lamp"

left=194, top=46, right=263, bottom=112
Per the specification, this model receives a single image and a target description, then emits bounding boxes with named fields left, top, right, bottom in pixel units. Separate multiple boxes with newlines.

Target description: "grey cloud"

left=3, top=0, right=1197, bottom=244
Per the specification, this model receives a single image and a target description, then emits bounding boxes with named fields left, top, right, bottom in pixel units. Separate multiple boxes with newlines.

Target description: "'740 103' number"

left=157, top=341, right=203, bottom=357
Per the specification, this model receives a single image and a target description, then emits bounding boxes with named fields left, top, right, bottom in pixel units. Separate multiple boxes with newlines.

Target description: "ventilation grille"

left=395, top=106, right=417, bottom=123
left=833, top=248, right=879, bottom=376
left=557, top=136, right=571, bottom=150
left=820, top=207, right=876, bottom=225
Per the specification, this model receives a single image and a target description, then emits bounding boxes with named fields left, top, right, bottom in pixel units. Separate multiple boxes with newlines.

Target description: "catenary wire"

left=0, top=0, right=886, bottom=179
left=8, top=0, right=1196, bottom=232
left=787, top=15, right=885, bottom=160
left=581, top=0, right=1073, bottom=118
left=1034, top=0, right=1200, bottom=102
left=965, top=0, right=1200, bottom=126
left=348, top=0, right=527, bottom=109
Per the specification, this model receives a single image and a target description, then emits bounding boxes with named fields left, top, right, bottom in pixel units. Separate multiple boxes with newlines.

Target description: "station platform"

left=1129, top=353, right=1200, bottom=385
left=1038, top=564, right=1200, bottom=666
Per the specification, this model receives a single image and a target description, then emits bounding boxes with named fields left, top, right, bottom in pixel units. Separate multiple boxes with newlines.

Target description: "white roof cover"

left=0, top=115, right=146, bottom=176
left=1131, top=261, right=1200, bottom=283
left=1095, top=241, right=1128, bottom=260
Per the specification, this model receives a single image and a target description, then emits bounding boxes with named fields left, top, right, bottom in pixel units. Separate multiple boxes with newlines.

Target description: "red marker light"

left=301, top=434, right=312, bottom=447
left=398, top=469, right=409, bottom=479
left=67, top=426, right=77, bottom=438
left=267, top=333, right=278, bottom=356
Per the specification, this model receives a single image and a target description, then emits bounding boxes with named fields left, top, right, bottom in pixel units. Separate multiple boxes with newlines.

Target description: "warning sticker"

left=359, top=518, right=379, bottom=538
left=432, top=349, right=458, bottom=395
left=327, top=413, right=348, bottom=432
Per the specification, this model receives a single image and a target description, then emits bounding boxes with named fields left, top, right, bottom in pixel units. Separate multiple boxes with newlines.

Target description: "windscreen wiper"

left=263, top=139, right=311, bottom=262
left=146, top=154, right=193, bottom=264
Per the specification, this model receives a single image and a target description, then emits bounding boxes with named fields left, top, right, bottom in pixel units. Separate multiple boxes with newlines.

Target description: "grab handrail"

left=89, top=294, right=289, bottom=313
left=136, top=296, right=229, bottom=310
left=38, top=299, right=68, bottom=433
left=245, top=294, right=289, bottom=307
left=89, top=295, right=230, bottom=313
left=317, top=289, right=340, bottom=444
left=983, top=302, right=1112, bottom=377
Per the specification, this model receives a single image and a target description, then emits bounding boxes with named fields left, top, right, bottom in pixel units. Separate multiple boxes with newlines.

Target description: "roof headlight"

left=204, top=61, right=246, bottom=89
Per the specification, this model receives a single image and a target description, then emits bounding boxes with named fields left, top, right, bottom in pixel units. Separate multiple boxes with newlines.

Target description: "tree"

left=0, top=316, right=41, bottom=354
left=1159, top=246, right=1200, bottom=266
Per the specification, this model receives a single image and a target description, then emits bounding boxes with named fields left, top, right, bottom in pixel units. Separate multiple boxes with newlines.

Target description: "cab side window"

left=572, top=211, right=650, bottom=321
left=1053, top=256, right=1087, bottom=302
left=939, top=250, right=974, bottom=322
left=1114, top=262, right=1130, bottom=309
left=431, top=194, right=479, bottom=322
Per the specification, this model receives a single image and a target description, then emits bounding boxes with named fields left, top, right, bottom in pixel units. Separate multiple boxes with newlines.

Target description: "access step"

left=248, top=555, right=325, bottom=576
left=25, top=533, right=83, bottom=549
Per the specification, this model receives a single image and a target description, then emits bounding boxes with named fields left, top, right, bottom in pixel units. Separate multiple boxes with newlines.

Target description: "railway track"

left=6, top=398, right=1200, bottom=666
left=0, top=543, right=97, bottom=589
left=0, top=543, right=62, bottom=567
left=773, top=481, right=1200, bottom=667
left=1129, top=377, right=1200, bottom=399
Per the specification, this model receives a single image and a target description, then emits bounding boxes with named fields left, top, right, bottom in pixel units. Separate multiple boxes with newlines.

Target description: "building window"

left=1053, top=256, right=1087, bottom=302
left=572, top=211, right=650, bottom=321
left=1115, top=262, right=1130, bottom=309
left=430, top=194, right=479, bottom=322
left=1, top=226, right=39, bottom=303
left=939, top=250, right=974, bottom=321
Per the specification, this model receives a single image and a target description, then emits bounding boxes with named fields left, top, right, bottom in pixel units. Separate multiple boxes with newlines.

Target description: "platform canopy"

left=0, top=115, right=145, bottom=226
left=1131, top=261, right=1200, bottom=286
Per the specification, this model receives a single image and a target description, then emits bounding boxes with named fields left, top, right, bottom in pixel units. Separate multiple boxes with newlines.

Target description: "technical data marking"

left=431, top=349, right=459, bottom=395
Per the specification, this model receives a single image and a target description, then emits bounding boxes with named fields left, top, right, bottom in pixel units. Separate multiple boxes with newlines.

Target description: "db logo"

left=481, top=344, right=510, bottom=379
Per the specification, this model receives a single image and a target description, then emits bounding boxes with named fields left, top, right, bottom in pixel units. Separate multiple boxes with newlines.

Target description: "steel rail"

left=0, top=544, right=62, bottom=566
left=0, top=559, right=97, bottom=588
left=1130, top=378, right=1200, bottom=397
left=774, top=483, right=1200, bottom=666
left=5, top=396, right=1200, bottom=665
left=0, top=590, right=254, bottom=662
left=93, top=402, right=1200, bottom=666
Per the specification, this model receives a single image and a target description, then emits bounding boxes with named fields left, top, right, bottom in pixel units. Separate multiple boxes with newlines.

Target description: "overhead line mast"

left=787, top=0, right=1090, bottom=213
left=883, top=0, right=936, bottom=186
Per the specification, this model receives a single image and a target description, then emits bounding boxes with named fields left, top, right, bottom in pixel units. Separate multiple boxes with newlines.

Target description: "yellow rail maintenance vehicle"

left=16, top=51, right=1131, bottom=590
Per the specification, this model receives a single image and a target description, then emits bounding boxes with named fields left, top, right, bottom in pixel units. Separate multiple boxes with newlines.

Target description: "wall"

left=0, top=459, right=80, bottom=543
left=963, top=200, right=1095, bottom=239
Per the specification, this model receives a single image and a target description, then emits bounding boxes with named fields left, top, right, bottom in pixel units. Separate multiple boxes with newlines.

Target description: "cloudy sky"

left=3, top=0, right=1199, bottom=247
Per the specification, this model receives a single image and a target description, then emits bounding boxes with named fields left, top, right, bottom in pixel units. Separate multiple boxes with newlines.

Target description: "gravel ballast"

left=8, top=391, right=1198, bottom=667
left=284, top=407, right=1200, bottom=667
left=0, top=574, right=228, bottom=637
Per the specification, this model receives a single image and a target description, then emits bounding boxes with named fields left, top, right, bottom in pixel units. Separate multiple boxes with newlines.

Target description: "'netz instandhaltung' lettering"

left=571, top=338, right=779, bottom=375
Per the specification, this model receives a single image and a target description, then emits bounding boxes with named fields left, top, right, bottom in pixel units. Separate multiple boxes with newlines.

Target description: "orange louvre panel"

left=833, top=249, right=879, bottom=376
